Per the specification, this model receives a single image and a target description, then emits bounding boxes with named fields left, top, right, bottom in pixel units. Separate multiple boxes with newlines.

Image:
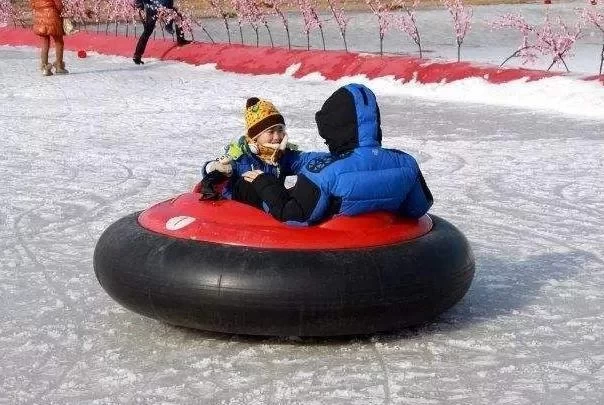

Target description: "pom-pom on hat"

left=244, top=97, right=285, bottom=139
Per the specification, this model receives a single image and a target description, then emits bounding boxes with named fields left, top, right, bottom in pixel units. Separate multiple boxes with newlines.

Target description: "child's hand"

left=217, top=155, right=232, bottom=165
left=242, top=170, right=263, bottom=183
left=206, top=155, right=233, bottom=176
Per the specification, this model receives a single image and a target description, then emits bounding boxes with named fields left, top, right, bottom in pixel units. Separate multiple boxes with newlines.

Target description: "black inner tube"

left=94, top=213, right=475, bottom=336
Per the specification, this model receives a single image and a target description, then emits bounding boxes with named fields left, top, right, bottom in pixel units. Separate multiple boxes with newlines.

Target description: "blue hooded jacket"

left=251, top=83, right=433, bottom=225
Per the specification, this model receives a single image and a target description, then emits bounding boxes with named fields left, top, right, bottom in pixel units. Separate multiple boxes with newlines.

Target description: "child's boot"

left=53, top=61, right=69, bottom=74
left=41, top=63, right=53, bottom=76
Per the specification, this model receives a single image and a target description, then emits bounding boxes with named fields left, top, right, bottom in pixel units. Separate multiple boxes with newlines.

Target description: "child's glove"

left=199, top=171, right=227, bottom=200
left=205, top=155, right=233, bottom=177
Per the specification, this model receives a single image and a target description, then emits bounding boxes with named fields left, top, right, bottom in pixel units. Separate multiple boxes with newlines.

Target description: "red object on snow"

left=544, top=0, right=551, bottom=3
left=590, top=0, right=597, bottom=5
left=77, top=50, right=87, bottom=58
left=137, top=192, right=433, bottom=250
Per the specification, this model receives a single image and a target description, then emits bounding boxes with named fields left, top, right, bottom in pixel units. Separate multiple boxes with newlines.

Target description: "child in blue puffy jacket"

left=201, top=97, right=304, bottom=208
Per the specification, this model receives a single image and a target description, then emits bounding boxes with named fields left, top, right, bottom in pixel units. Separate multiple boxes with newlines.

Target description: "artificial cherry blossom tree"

left=62, top=0, right=92, bottom=32
left=391, top=0, right=423, bottom=57
left=89, top=0, right=108, bottom=33
left=491, top=10, right=582, bottom=72
left=232, top=0, right=273, bottom=46
left=579, top=1, right=604, bottom=74
left=297, top=0, right=325, bottom=50
left=264, top=0, right=291, bottom=49
left=229, top=0, right=245, bottom=43
left=263, top=0, right=292, bottom=49
left=208, top=0, right=232, bottom=44
left=0, top=0, right=25, bottom=28
left=0, top=0, right=13, bottom=27
left=327, top=0, right=349, bottom=51
left=178, top=1, right=215, bottom=43
left=366, top=0, right=395, bottom=55
left=104, top=0, right=139, bottom=36
left=442, top=0, right=472, bottom=62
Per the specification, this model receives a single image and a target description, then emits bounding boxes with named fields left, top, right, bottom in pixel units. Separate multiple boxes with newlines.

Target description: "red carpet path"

left=1, top=27, right=603, bottom=85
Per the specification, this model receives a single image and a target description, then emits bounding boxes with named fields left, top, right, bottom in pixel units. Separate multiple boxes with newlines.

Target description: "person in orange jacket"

left=31, top=0, right=68, bottom=76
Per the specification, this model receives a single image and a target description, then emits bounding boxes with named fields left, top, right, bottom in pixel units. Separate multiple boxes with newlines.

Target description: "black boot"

left=175, top=23, right=191, bottom=47
left=133, top=56, right=144, bottom=65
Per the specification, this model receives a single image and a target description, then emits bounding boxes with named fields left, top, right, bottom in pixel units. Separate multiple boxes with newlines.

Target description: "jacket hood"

left=314, top=83, right=382, bottom=155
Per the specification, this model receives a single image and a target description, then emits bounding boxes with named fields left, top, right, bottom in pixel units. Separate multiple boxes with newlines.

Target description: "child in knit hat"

left=201, top=97, right=302, bottom=206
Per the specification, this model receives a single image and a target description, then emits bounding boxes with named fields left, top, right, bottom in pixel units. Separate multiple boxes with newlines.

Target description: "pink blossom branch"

left=391, top=0, right=423, bottom=57
left=579, top=2, right=604, bottom=74
left=179, top=3, right=215, bottom=43
left=442, top=0, right=472, bottom=61
left=230, top=0, right=247, bottom=44
left=103, top=0, right=139, bottom=36
left=0, top=0, right=26, bottom=28
left=327, top=0, right=349, bottom=51
left=231, top=0, right=273, bottom=46
left=297, top=0, right=325, bottom=50
left=491, top=10, right=582, bottom=72
left=0, top=0, right=14, bottom=27
left=264, top=0, right=291, bottom=49
left=366, top=0, right=395, bottom=55
left=90, top=0, right=109, bottom=33
left=208, top=0, right=231, bottom=43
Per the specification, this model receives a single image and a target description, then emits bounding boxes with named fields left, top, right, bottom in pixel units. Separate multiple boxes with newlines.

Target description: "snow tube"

left=94, top=192, right=475, bottom=336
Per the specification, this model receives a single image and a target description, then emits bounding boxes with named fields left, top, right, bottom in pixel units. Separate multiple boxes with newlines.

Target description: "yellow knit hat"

left=244, top=97, right=285, bottom=139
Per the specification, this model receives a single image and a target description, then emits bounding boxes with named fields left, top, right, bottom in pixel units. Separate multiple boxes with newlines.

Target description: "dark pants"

left=232, top=178, right=265, bottom=210
left=134, top=7, right=185, bottom=58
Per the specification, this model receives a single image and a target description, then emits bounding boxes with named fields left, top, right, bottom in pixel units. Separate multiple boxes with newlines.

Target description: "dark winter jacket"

left=250, top=83, right=433, bottom=226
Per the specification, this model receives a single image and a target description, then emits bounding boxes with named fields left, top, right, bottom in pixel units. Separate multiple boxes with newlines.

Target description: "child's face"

left=256, top=125, right=286, bottom=145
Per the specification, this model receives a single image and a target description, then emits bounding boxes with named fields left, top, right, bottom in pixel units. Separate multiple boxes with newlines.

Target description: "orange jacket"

left=31, top=0, right=62, bottom=11
left=31, top=0, right=63, bottom=36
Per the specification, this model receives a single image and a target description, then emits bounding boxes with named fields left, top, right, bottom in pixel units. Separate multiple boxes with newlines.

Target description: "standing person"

left=241, top=83, right=433, bottom=225
left=31, top=0, right=68, bottom=76
left=201, top=97, right=304, bottom=207
left=133, top=0, right=191, bottom=65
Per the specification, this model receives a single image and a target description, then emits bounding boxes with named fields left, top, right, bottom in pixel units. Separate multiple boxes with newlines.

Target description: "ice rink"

left=1, top=43, right=603, bottom=404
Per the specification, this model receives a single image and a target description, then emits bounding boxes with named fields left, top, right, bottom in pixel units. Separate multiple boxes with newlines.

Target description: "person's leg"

left=40, top=36, right=52, bottom=75
left=172, top=8, right=190, bottom=46
left=133, top=8, right=157, bottom=64
left=40, top=36, right=53, bottom=76
left=52, top=35, right=68, bottom=74
left=164, top=18, right=174, bottom=35
left=232, top=177, right=265, bottom=210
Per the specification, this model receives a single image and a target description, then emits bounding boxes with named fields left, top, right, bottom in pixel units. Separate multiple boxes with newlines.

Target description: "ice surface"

left=1, top=21, right=603, bottom=405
